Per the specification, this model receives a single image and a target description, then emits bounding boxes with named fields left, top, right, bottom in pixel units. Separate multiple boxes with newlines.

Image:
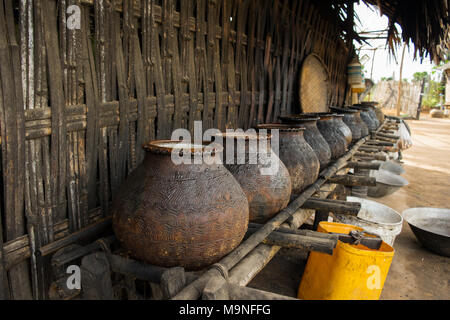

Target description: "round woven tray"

left=299, top=54, right=330, bottom=113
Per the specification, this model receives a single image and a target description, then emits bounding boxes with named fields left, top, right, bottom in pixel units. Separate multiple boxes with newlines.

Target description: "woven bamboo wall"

left=0, top=0, right=351, bottom=299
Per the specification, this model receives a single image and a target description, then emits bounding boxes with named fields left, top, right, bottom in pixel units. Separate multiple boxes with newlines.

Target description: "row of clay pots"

left=255, top=124, right=320, bottom=195
left=111, top=107, right=381, bottom=271
left=112, top=136, right=294, bottom=270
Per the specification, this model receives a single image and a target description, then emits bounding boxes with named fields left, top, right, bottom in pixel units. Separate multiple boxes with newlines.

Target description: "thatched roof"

left=363, top=0, right=450, bottom=63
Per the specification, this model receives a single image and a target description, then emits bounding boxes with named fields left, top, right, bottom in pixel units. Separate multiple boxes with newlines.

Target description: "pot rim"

left=144, top=140, right=223, bottom=155
left=349, top=106, right=372, bottom=112
left=279, top=115, right=319, bottom=123
left=255, top=123, right=306, bottom=132
left=213, top=131, right=272, bottom=141
left=330, top=106, right=359, bottom=114
left=361, top=101, right=380, bottom=106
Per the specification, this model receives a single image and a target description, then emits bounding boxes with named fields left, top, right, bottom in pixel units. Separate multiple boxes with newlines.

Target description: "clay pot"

left=255, top=124, right=320, bottom=194
left=304, top=113, right=348, bottom=160
left=333, top=115, right=353, bottom=145
left=354, top=104, right=380, bottom=128
left=279, top=116, right=331, bottom=171
left=214, top=132, right=292, bottom=224
left=112, top=140, right=249, bottom=270
left=350, top=106, right=378, bottom=132
left=330, top=107, right=363, bottom=142
left=374, top=107, right=385, bottom=124
left=354, top=110, right=370, bottom=137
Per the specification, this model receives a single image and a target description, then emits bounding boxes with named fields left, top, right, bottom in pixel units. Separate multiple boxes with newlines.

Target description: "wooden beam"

left=302, top=198, right=361, bottom=215
left=328, top=174, right=377, bottom=187
left=245, top=227, right=337, bottom=255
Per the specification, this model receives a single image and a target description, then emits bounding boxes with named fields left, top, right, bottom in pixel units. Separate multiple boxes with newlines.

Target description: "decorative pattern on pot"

left=256, top=124, right=320, bottom=194
left=214, top=132, right=292, bottom=224
left=279, top=116, right=331, bottom=171
left=112, top=140, right=249, bottom=270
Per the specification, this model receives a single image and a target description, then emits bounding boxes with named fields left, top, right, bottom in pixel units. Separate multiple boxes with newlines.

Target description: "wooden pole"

left=416, top=76, right=426, bottom=120
left=368, top=48, right=377, bottom=101
left=245, top=227, right=337, bottom=255
left=396, top=43, right=407, bottom=116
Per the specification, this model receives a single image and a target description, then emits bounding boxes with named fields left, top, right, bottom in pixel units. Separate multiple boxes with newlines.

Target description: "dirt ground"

left=249, top=115, right=450, bottom=300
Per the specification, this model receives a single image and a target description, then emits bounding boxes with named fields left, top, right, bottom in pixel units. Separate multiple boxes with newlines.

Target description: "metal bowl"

left=367, top=169, right=409, bottom=198
left=402, top=208, right=450, bottom=257
left=336, top=196, right=403, bottom=246
left=371, top=160, right=405, bottom=175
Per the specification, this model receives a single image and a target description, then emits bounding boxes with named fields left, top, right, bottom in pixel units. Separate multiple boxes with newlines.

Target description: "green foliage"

left=413, top=71, right=428, bottom=82
left=422, top=79, right=442, bottom=108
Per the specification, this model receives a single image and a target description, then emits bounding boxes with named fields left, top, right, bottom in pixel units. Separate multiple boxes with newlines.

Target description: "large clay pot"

left=353, top=104, right=380, bottom=128
left=255, top=124, right=320, bottom=194
left=279, top=116, right=331, bottom=171
left=363, top=105, right=381, bottom=128
left=305, top=113, right=348, bottom=160
left=330, top=107, right=363, bottom=142
left=215, top=132, right=292, bottom=224
left=354, top=110, right=370, bottom=137
left=333, top=115, right=353, bottom=145
left=112, top=140, right=249, bottom=270
left=350, top=106, right=378, bottom=132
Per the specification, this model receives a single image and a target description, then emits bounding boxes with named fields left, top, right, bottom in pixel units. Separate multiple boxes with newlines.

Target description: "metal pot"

left=279, top=116, right=332, bottom=171
left=112, top=140, right=249, bottom=270
left=256, top=124, right=320, bottom=194
left=215, top=132, right=292, bottom=224
left=330, top=107, right=363, bottom=142
left=403, top=208, right=450, bottom=257
left=367, top=169, right=409, bottom=198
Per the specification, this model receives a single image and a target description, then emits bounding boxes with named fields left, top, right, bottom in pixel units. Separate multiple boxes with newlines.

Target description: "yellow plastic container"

left=298, top=222, right=394, bottom=300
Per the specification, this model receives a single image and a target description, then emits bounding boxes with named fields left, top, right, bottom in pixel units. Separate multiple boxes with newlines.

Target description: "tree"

left=413, top=71, right=428, bottom=83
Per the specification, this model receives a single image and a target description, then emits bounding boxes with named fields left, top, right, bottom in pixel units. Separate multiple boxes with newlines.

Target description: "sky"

left=354, top=3, right=442, bottom=82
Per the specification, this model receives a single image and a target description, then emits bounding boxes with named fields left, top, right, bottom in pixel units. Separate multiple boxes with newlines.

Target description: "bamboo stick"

left=245, top=227, right=336, bottom=255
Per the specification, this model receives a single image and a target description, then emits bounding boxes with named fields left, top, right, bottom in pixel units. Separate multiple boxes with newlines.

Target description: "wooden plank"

left=43, top=0, right=67, bottom=223
left=247, top=0, right=257, bottom=128
left=82, top=6, right=99, bottom=212
left=236, top=0, right=249, bottom=128
left=0, top=0, right=32, bottom=300
left=150, top=0, right=169, bottom=139
left=212, top=1, right=225, bottom=131
left=114, top=12, right=130, bottom=191
left=183, top=0, right=200, bottom=133
left=197, top=0, right=211, bottom=130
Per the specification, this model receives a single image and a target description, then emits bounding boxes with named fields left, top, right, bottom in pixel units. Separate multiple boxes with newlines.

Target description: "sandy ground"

left=249, top=115, right=450, bottom=300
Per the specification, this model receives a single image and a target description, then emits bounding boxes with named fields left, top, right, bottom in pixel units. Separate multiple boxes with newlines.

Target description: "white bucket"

left=334, top=196, right=403, bottom=246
